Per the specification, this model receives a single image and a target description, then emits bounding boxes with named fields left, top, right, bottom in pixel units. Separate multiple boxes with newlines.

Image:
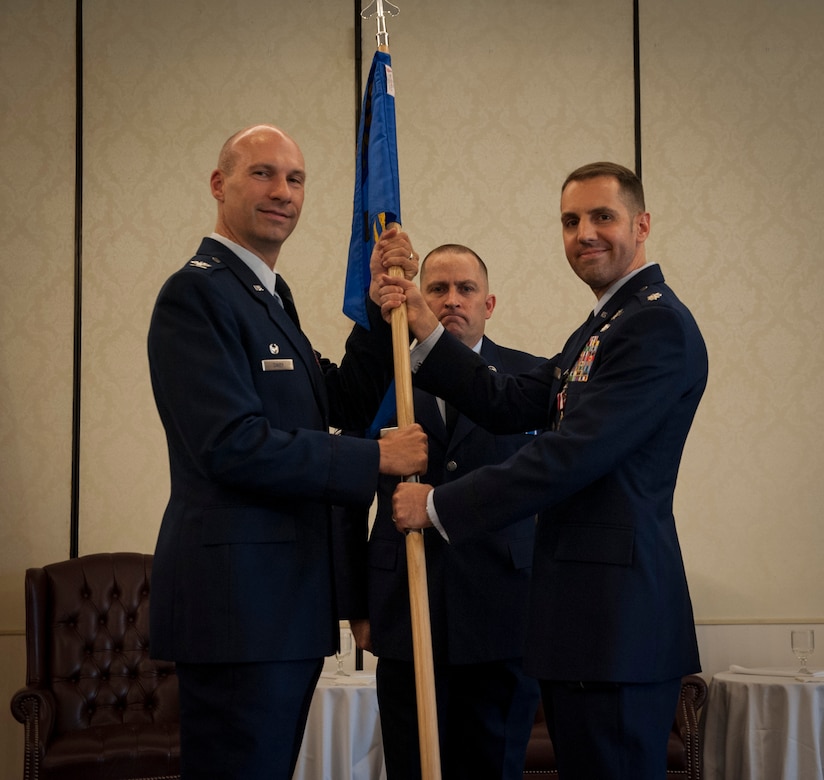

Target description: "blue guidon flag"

left=344, top=50, right=402, bottom=330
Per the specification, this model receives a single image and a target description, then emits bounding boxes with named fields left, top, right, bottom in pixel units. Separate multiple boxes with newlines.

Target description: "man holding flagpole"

left=147, top=124, right=427, bottom=780
left=379, top=162, right=707, bottom=780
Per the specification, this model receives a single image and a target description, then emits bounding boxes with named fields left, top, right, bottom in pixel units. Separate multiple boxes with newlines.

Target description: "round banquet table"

left=701, top=667, right=824, bottom=780
left=292, top=671, right=387, bottom=780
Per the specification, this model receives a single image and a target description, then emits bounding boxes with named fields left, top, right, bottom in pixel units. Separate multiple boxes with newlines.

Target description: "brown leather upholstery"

left=523, top=674, right=708, bottom=779
left=9, top=552, right=180, bottom=780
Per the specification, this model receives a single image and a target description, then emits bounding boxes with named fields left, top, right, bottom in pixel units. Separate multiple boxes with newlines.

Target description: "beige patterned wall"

left=2, top=0, right=822, bottom=650
left=0, top=0, right=77, bottom=628
left=642, top=0, right=824, bottom=620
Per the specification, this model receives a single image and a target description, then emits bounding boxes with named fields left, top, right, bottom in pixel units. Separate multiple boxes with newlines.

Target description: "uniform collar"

left=209, top=233, right=281, bottom=298
left=593, top=262, right=657, bottom=318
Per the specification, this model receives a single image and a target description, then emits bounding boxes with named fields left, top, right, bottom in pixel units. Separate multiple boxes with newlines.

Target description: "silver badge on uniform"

left=262, top=359, right=294, bottom=372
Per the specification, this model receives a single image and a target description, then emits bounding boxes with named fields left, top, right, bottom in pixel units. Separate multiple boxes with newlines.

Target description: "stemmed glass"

left=791, top=629, right=814, bottom=674
left=335, top=627, right=353, bottom=676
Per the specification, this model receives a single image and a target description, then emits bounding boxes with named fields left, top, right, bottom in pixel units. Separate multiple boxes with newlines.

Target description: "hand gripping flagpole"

left=361, top=3, right=442, bottom=778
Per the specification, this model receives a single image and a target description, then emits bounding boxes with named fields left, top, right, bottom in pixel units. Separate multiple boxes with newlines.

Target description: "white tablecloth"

left=293, top=672, right=387, bottom=780
left=702, top=668, right=824, bottom=779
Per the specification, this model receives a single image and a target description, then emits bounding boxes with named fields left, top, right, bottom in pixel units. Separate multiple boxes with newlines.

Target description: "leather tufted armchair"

left=523, top=674, right=708, bottom=779
left=9, top=552, right=180, bottom=780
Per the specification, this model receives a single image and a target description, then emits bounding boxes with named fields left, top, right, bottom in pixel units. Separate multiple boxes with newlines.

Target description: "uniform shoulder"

left=628, top=280, right=698, bottom=321
left=155, top=252, right=233, bottom=302
left=179, top=253, right=230, bottom=276
left=616, top=283, right=703, bottom=345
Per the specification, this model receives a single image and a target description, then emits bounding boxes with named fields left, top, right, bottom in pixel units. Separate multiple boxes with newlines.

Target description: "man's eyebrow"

left=561, top=206, right=618, bottom=219
left=426, top=278, right=476, bottom=288
left=247, top=162, right=306, bottom=178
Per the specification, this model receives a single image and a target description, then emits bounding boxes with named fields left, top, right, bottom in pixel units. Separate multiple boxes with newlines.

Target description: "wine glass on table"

left=791, top=629, right=814, bottom=674
left=336, top=627, right=353, bottom=676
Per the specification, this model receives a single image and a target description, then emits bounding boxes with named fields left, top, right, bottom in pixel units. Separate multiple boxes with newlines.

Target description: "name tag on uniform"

left=261, top=359, right=294, bottom=371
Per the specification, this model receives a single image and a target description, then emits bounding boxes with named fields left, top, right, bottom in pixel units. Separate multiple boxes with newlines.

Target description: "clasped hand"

left=368, top=227, right=418, bottom=306
left=391, top=481, right=434, bottom=532
left=373, top=273, right=440, bottom=342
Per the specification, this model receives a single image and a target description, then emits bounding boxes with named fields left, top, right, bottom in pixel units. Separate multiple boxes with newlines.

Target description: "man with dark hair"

left=381, top=163, right=707, bottom=779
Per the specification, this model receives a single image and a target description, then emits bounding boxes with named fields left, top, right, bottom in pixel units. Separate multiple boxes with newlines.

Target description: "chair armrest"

left=10, top=685, right=57, bottom=762
left=673, top=674, right=708, bottom=779
left=684, top=673, right=708, bottom=710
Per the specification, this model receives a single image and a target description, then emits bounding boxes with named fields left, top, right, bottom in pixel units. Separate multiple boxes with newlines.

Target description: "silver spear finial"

left=361, top=0, right=400, bottom=50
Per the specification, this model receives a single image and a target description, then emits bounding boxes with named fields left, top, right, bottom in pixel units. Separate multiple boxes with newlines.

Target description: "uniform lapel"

left=562, top=265, right=663, bottom=373
left=415, top=390, right=448, bottom=446
left=201, top=241, right=329, bottom=418
left=561, top=310, right=600, bottom=374
left=275, top=274, right=301, bottom=329
left=444, top=338, right=497, bottom=449
left=552, top=268, right=663, bottom=430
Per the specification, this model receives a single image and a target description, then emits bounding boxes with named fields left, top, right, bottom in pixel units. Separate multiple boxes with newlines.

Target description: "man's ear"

left=485, top=293, right=497, bottom=320
left=210, top=169, right=224, bottom=202
left=635, top=211, right=651, bottom=243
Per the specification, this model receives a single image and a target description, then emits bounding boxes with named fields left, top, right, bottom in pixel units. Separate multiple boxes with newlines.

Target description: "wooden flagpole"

left=387, top=266, right=441, bottom=780
left=366, top=2, right=441, bottom=776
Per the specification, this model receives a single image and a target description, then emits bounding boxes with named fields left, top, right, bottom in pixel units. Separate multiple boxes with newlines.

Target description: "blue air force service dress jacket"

left=368, top=337, right=545, bottom=665
left=147, top=238, right=393, bottom=664
left=412, top=264, right=708, bottom=683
